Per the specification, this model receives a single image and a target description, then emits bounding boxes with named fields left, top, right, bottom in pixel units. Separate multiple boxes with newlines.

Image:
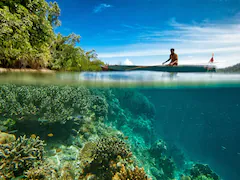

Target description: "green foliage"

left=0, top=0, right=104, bottom=71
left=0, top=0, right=54, bottom=68
left=218, top=63, right=240, bottom=72
left=50, top=34, right=104, bottom=71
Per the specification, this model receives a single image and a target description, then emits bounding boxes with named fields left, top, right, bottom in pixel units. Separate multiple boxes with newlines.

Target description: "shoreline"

left=0, top=68, right=56, bottom=73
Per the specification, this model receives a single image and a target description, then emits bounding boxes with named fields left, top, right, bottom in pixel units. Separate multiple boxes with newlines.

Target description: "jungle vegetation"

left=0, top=0, right=104, bottom=71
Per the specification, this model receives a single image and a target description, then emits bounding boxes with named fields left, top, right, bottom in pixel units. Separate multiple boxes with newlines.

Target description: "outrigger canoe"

left=101, top=65, right=216, bottom=73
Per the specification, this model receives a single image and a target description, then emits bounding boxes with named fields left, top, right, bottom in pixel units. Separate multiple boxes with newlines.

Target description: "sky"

left=51, top=0, right=240, bottom=68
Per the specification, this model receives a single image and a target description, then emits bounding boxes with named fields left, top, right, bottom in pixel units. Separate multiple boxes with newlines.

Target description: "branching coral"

left=112, top=165, right=151, bottom=180
left=0, top=135, right=45, bottom=179
left=90, top=95, right=108, bottom=118
left=0, top=84, right=91, bottom=124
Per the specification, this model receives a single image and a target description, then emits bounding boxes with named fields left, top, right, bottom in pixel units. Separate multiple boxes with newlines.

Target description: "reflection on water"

left=0, top=71, right=240, bottom=88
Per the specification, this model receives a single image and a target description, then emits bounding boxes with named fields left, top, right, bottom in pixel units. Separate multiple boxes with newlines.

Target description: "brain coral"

left=79, top=136, right=132, bottom=180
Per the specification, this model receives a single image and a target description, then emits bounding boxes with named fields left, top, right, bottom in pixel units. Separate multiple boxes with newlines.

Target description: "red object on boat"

left=209, top=57, right=214, bottom=63
left=101, top=65, right=109, bottom=71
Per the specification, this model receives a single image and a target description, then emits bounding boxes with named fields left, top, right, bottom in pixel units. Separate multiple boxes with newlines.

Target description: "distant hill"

left=217, top=63, right=240, bottom=72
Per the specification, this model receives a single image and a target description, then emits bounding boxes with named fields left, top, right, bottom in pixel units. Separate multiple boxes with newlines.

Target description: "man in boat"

left=162, top=48, right=178, bottom=66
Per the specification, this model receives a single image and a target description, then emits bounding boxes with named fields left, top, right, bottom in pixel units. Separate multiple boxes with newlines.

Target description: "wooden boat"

left=101, top=65, right=216, bottom=73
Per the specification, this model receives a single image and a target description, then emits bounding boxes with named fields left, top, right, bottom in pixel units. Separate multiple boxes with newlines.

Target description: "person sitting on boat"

left=162, top=48, right=178, bottom=66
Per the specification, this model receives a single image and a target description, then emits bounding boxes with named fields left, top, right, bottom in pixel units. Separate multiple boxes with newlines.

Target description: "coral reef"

left=181, top=175, right=191, bottom=180
left=189, top=164, right=220, bottom=180
left=0, top=86, right=223, bottom=180
left=79, top=136, right=133, bottom=179
left=112, top=89, right=156, bottom=119
left=0, top=84, right=92, bottom=124
left=149, top=139, right=167, bottom=156
left=166, top=143, right=186, bottom=170
left=25, top=161, right=76, bottom=180
left=25, top=161, right=58, bottom=180
left=90, top=95, right=108, bottom=118
left=0, top=118, right=16, bottom=132
left=0, top=131, right=16, bottom=144
left=0, top=135, right=45, bottom=179
left=149, top=139, right=176, bottom=180
left=112, top=165, right=151, bottom=180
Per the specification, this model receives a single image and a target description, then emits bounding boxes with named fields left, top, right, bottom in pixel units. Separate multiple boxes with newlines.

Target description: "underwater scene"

left=0, top=71, right=240, bottom=180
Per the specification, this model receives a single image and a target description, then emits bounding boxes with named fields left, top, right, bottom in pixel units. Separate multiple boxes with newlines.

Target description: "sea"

left=0, top=71, right=239, bottom=180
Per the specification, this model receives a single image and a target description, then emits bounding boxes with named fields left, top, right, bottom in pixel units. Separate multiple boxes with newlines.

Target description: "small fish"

left=124, top=136, right=129, bottom=140
left=48, top=133, right=54, bottom=137
left=8, top=130, right=18, bottom=134
left=237, top=152, right=240, bottom=155
left=221, top=146, right=226, bottom=150
left=30, top=134, right=37, bottom=139
left=38, top=118, right=48, bottom=123
left=76, top=115, right=83, bottom=119
left=56, top=148, right=62, bottom=153
left=11, top=175, right=26, bottom=180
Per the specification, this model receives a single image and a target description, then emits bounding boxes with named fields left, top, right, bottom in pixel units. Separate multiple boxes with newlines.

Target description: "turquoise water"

left=0, top=71, right=239, bottom=180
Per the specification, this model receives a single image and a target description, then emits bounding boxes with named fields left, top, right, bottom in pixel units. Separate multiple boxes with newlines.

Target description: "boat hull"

left=101, top=65, right=216, bottom=72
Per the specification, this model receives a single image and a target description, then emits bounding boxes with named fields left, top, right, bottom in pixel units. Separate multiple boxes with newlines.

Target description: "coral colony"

left=0, top=85, right=220, bottom=180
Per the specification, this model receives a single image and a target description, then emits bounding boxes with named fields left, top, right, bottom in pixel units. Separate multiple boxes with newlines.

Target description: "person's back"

left=170, top=51, right=178, bottom=66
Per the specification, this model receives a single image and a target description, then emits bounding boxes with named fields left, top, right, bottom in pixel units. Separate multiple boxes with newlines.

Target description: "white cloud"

left=123, top=58, right=133, bottom=65
left=98, top=17, right=240, bottom=67
left=93, top=4, right=112, bottom=13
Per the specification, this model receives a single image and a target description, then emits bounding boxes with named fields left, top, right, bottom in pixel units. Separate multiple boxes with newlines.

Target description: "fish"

left=38, top=118, right=48, bottom=123
left=48, top=133, right=54, bottom=137
left=8, top=130, right=18, bottom=134
left=11, top=175, right=26, bottom=180
left=56, top=148, right=62, bottom=153
left=221, top=146, right=226, bottom=150
left=124, top=136, right=129, bottom=140
left=237, top=152, right=240, bottom=155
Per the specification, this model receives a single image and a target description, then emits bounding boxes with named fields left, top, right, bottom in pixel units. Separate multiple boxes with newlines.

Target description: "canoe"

left=101, top=65, right=216, bottom=73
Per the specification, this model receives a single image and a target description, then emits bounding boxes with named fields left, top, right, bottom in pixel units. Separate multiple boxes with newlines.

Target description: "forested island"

left=0, top=0, right=104, bottom=71
left=217, top=63, right=240, bottom=73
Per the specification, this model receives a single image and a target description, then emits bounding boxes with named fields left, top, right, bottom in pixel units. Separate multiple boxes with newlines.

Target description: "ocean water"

left=0, top=71, right=239, bottom=180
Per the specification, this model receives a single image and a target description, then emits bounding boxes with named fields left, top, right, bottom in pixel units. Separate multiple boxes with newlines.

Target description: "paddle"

left=162, top=59, right=170, bottom=65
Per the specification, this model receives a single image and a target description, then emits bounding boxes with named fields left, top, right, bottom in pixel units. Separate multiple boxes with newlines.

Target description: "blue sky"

left=52, top=0, right=240, bottom=67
